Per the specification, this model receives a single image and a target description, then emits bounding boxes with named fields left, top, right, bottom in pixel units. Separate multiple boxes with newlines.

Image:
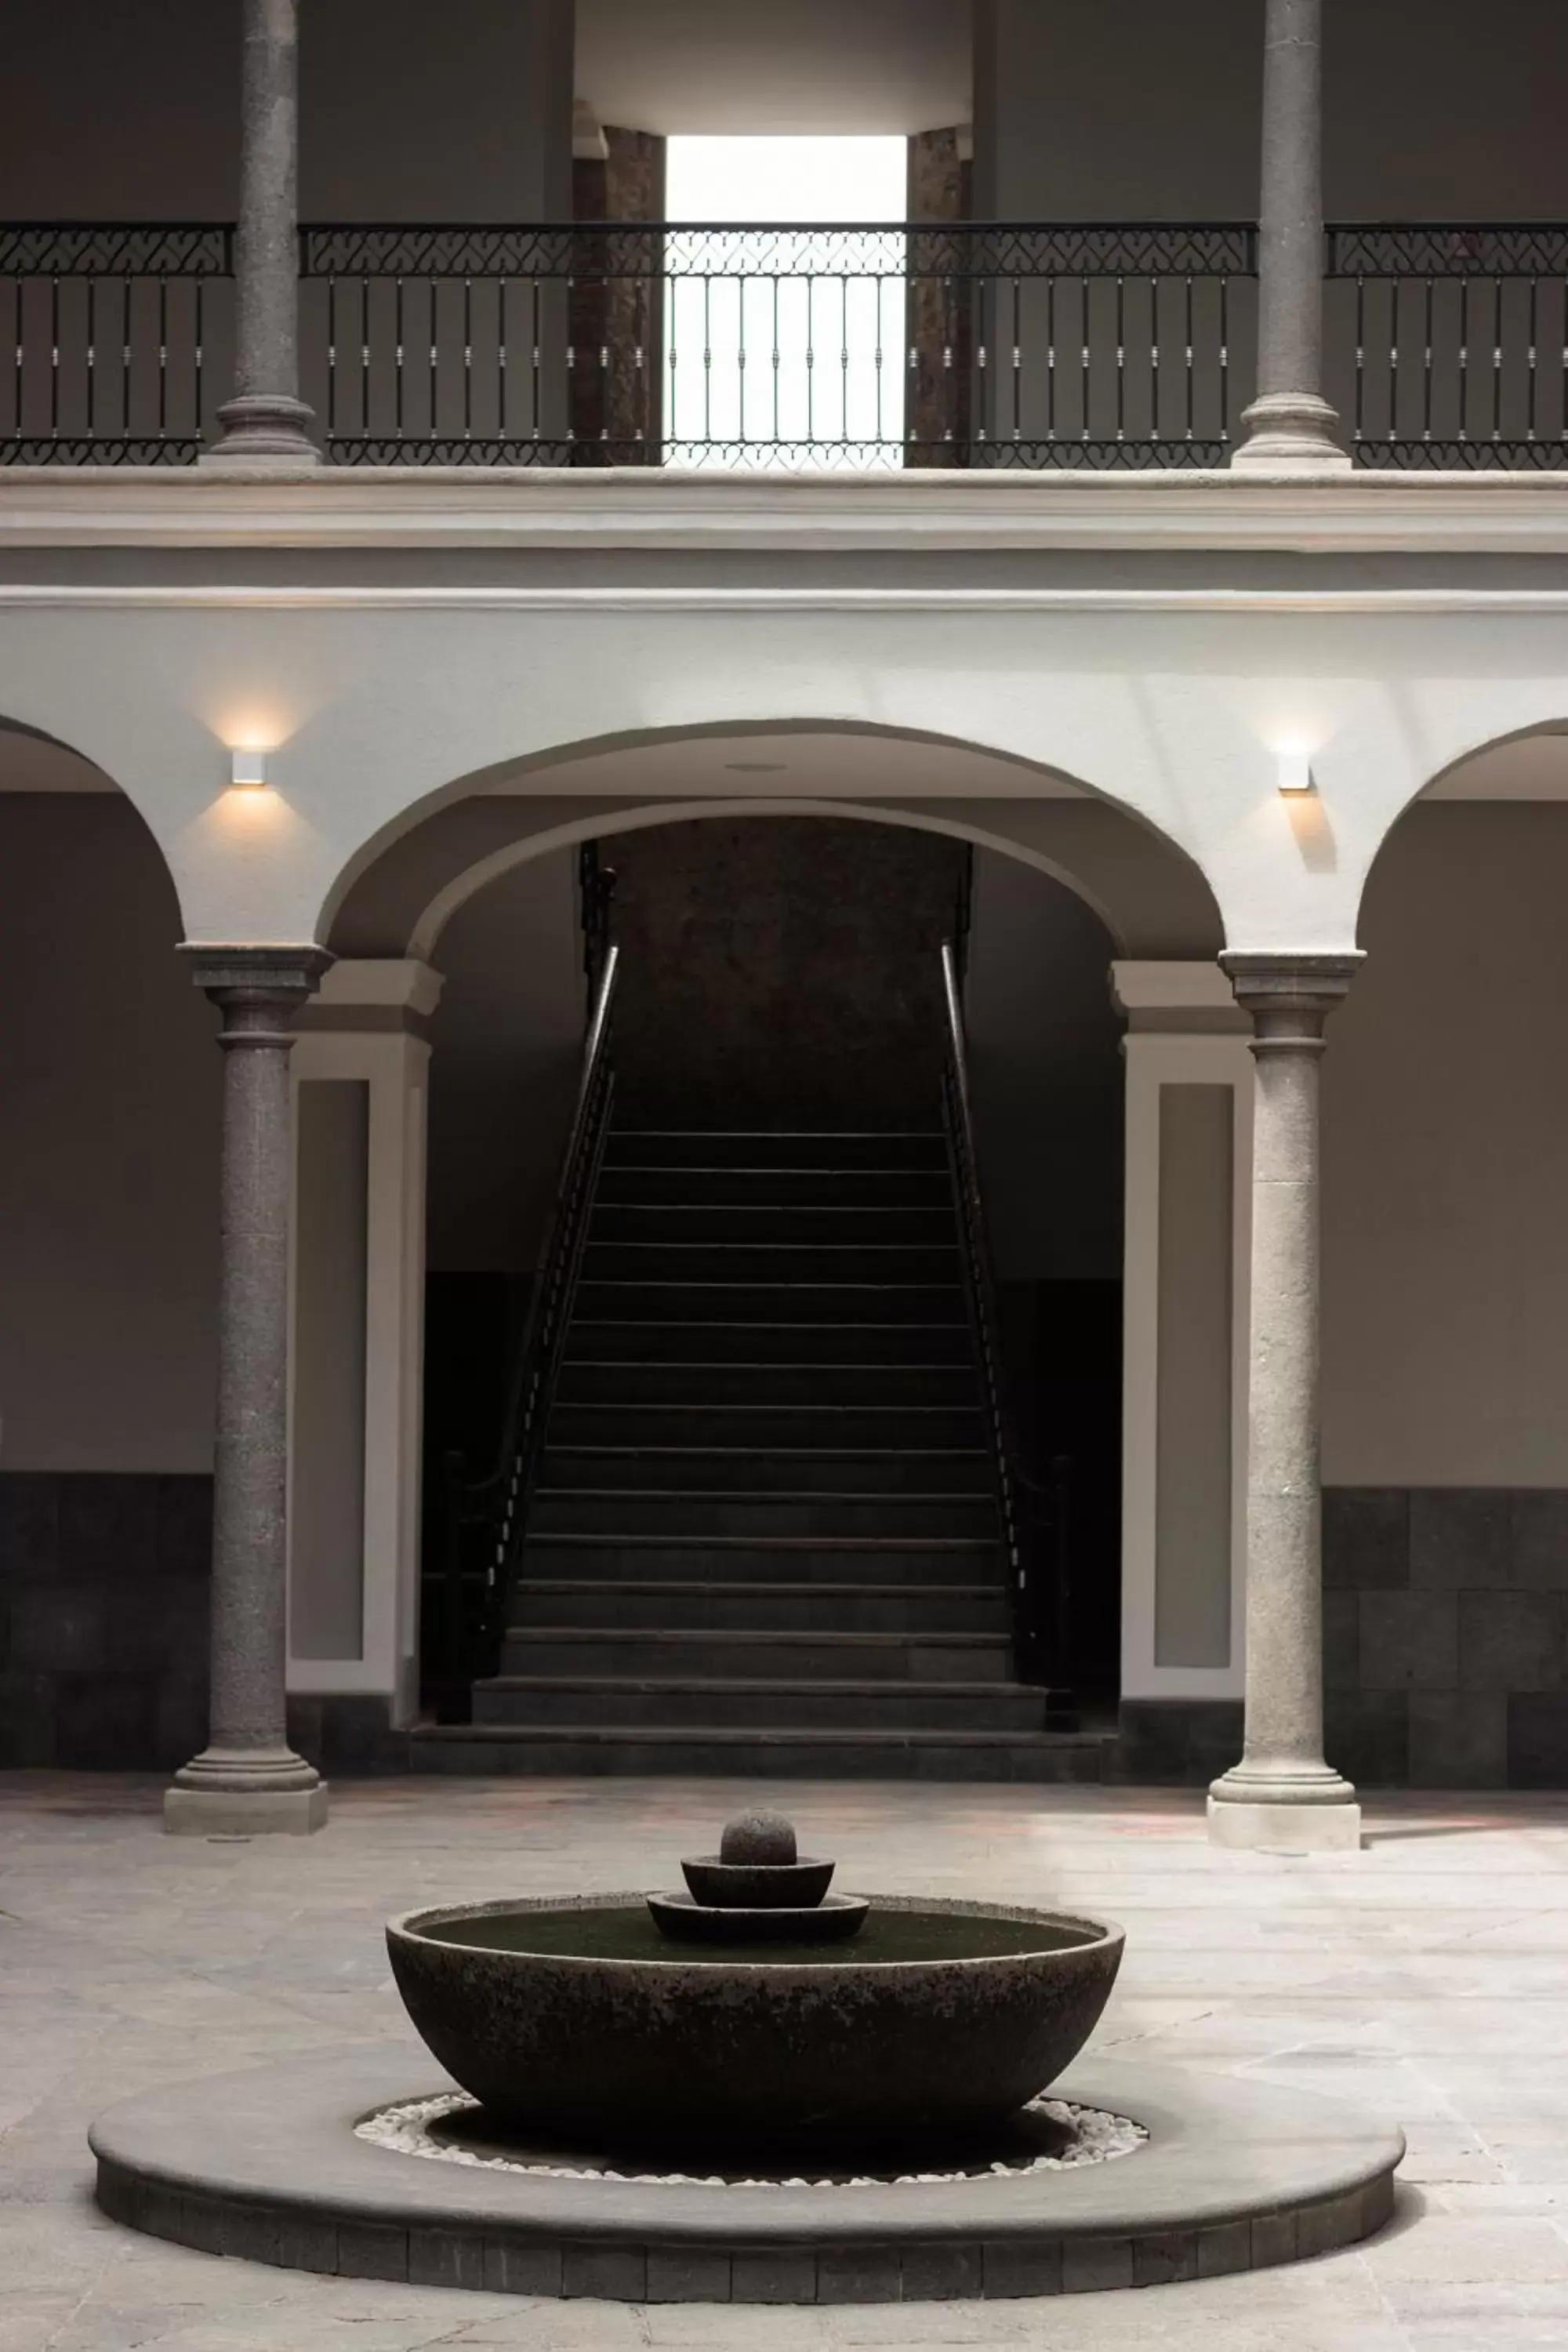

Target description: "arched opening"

left=309, top=728, right=1229, bottom=1778
left=1320, top=728, right=1568, bottom=1790
left=0, top=720, right=217, bottom=1771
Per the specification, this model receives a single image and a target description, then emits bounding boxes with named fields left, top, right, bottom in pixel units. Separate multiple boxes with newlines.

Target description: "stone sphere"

left=719, top=1811, right=797, bottom=1867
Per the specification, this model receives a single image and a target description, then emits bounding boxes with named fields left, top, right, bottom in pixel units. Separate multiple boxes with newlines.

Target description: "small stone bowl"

left=649, top=1891, right=869, bottom=1944
left=681, top=1856, right=836, bottom=1910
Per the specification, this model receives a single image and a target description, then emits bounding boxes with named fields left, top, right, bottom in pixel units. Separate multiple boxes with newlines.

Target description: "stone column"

left=1232, top=0, right=1348, bottom=472
left=165, top=948, right=332, bottom=1835
left=205, top=0, right=318, bottom=463
left=1208, top=954, right=1361, bottom=1853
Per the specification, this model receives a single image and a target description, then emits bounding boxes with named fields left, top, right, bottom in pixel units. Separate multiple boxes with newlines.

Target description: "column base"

left=164, top=1747, right=328, bottom=1837
left=1230, top=391, right=1352, bottom=475
left=201, top=394, right=321, bottom=466
left=1207, top=1794, right=1362, bottom=1853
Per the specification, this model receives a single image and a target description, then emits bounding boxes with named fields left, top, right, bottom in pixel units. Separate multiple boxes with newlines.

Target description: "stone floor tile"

left=12, top=1777, right=1568, bottom=2346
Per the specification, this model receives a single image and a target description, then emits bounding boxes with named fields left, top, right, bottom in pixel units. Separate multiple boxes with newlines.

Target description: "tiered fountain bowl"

left=387, top=1811, right=1125, bottom=2154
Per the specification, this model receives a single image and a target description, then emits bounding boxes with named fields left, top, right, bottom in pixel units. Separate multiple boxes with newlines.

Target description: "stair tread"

left=506, top=1626, right=1011, bottom=1646
left=610, top=1131, right=946, bottom=1141
left=546, top=1446, right=989, bottom=1459
left=479, top=1673, right=1037, bottom=1694
left=554, top=1405, right=982, bottom=1418
left=571, top=1317, right=973, bottom=1336
left=564, top=1361, right=975, bottom=1373
left=416, top=1722, right=1100, bottom=1747
left=538, top=1487, right=996, bottom=1502
left=528, top=1533, right=997, bottom=1551
left=513, top=1581, right=1001, bottom=1599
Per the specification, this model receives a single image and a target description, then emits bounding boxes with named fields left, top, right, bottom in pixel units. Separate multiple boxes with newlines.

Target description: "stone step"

left=596, top=1166, right=953, bottom=1208
left=411, top=1722, right=1110, bottom=1781
left=602, top=1130, right=949, bottom=1172
left=546, top=1403, right=989, bottom=1450
left=495, top=1628, right=1016, bottom=1682
left=539, top=1446, right=995, bottom=1495
left=563, top=1322, right=974, bottom=1365
left=471, top=1675, right=1054, bottom=1732
left=529, top=1489, right=1000, bottom=1539
left=507, top=1580, right=1011, bottom=1635
left=554, top=1362, right=983, bottom=1407
left=574, top=1281, right=967, bottom=1326
left=590, top=1203, right=959, bottom=1245
left=581, top=1241, right=964, bottom=1288
left=517, top=1535, right=1004, bottom=1585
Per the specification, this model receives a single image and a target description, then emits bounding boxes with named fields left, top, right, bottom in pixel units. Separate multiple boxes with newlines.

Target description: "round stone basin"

left=387, top=1893, right=1124, bottom=2155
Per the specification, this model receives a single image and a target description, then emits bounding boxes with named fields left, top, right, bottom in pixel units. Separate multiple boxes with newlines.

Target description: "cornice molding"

left=0, top=581, right=1566, bottom=615
left=3, top=464, right=1568, bottom=557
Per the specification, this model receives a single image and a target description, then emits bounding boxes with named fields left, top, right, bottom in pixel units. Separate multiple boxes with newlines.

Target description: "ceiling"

left=575, top=0, right=972, bottom=137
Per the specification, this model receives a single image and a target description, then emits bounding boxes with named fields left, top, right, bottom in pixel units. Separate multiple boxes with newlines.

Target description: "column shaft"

left=206, top=0, right=318, bottom=462
left=1208, top=955, right=1361, bottom=1852
left=165, top=949, right=331, bottom=1835
left=1233, top=0, right=1348, bottom=472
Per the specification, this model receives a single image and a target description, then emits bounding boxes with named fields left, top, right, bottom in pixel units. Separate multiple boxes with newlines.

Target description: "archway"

left=0, top=719, right=217, bottom=1772
left=1314, top=727, right=1568, bottom=1791
left=300, top=725, right=1238, bottom=1780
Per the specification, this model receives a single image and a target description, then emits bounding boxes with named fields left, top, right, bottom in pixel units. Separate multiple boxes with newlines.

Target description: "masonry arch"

left=1308, top=724, right=1568, bottom=1788
left=291, top=723, right=1245, bottom=1764
left=321, top=723, right=1225, bottom=963
left=0, top=712, right=219, bottom=1768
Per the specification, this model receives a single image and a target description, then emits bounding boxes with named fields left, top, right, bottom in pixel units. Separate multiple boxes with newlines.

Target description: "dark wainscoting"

left=0, top=1472, right=210, bottom=1768
left=7, top=1473, right=1568, bottom=1786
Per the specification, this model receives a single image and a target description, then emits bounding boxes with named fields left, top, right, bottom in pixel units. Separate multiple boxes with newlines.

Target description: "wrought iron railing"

left=300, top=220, right=1258, bottom=467
left=0, top=223, right=230, bottom=463
left=5, top=219, right=1568, bottom=470
left=1327, top=223, right=1568, bottom=466
left=938, top=939, right=1059, bottom=1686
left=434, top=945, right=619, bottom=1695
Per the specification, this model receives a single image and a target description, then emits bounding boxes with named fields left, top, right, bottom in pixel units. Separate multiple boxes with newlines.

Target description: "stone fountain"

left=385, top=1809, right=1125, bottom=2153
left=89, top=1807, right=1407, bottom=2305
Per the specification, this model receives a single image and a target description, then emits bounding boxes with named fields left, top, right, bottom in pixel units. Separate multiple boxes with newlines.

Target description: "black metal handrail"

left=6, top=217, right=1568, bottom=470
left=938, top=939, right=1055, bottom=1685
left=437, top=944, right=619, bottom=1689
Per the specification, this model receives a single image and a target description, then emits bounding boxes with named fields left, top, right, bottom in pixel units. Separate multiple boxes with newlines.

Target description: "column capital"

left=1220, top=951, right=1363, bottom=1028
left=180, top=944, right=334, bottom=1009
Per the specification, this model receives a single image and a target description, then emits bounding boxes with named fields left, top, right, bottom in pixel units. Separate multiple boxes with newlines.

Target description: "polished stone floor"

left=3, top=1776, right=1568, bottom=2350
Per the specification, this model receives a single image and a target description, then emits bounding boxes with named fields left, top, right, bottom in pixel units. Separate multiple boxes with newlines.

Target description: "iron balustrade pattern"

left=1326, top=224, right=1568, bottom=466
left=2, top=219, right=1567, bottom=470
left=0, top=223, right=230, bottom=463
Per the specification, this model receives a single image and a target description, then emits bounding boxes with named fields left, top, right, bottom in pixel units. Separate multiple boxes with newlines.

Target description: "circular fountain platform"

left=90, top=2043, right=1404, bottom=2303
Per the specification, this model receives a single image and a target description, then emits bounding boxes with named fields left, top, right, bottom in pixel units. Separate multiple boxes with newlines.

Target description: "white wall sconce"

left=229, top=747, right=270, bottom=790
left=1276, top=749, right=1314, bottom=796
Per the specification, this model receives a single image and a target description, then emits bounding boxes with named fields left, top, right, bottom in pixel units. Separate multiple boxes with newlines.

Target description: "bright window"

left=662, top=137, right=909, bottom=468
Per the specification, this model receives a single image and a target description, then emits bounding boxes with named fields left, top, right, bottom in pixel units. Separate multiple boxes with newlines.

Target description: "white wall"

left=0, top=795, right=218, bottom=1472
left=426, top=844, right=586, bottom=1271
left=1323, top=802, right=1568, bottom=1487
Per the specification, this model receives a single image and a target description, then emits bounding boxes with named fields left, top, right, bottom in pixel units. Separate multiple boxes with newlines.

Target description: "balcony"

left=3, top=219, right=1566, bottom=472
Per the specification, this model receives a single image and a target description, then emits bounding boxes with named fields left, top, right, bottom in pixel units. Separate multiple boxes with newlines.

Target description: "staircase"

left=416, top=1127, right=1105, bottom=1779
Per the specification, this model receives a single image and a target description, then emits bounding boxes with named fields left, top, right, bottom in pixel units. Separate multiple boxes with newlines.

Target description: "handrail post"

left=939, top=939, right=1057, bottom=1690
left=439, top=1447, right=467, bottom=1702
left=453, top=946, right=622, bottom=1685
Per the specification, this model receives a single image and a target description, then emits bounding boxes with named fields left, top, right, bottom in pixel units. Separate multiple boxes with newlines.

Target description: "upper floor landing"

left=3, top=0, right=1568, bottom=488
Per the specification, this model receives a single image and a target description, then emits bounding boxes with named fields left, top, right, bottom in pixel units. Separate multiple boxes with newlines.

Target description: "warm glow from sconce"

left=229, top=746, right=270, bottom=790
left=1276, top=748, right=1315, bottom=796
